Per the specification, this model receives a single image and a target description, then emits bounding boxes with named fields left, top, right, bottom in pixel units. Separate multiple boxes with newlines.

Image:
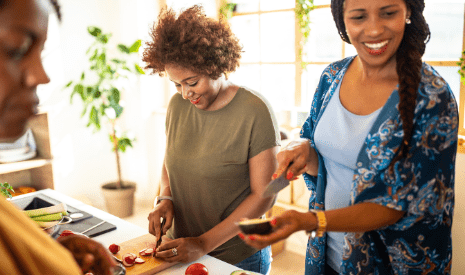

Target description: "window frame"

left=230, top=1, right=465, bottom=151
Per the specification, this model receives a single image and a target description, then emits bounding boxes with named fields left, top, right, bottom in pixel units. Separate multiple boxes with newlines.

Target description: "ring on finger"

left=171, top=248, right=178, bottom=256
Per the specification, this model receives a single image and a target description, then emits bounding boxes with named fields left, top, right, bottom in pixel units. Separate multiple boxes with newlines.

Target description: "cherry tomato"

left=109, top=243, right=120, bottom=254
left=185, top=263, right=208, bottom=275
left=58, top=230, right=75, bottom=238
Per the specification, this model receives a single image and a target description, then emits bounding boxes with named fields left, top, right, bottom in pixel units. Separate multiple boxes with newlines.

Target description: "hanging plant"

left=219, top=0, right=237, bottom=20
left=295, top=0, right=315, bottom=68
left=458, top=49, right=465, bottom=82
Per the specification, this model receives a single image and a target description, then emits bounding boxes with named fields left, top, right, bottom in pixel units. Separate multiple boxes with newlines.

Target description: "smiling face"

left=0, top=0, right=50, bottom=140
left=343, top=0, right=410, bottom=68
left=165, top=63, right=224, bottom=111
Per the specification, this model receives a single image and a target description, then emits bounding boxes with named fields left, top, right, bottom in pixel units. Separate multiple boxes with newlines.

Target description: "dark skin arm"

left=241, top=202, right=405, bottom=250
left=241, top=138, right=404, bottom=249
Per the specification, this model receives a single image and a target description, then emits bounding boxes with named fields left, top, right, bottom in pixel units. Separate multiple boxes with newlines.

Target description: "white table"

left=12, top=189, right=240, bottom=275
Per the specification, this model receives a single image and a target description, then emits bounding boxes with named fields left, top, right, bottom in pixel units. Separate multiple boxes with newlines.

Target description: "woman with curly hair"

left=144, top=5, right=280, bottom=274
left=241, top=0, right=458, bottom=274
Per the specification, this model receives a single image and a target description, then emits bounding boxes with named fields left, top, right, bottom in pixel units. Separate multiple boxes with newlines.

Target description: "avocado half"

left=230, top=270, right=262, bottom=275
left=237, top=218, right=273, bottom=235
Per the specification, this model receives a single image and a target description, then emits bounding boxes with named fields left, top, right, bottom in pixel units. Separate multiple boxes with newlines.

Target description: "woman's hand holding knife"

left=239, top=138, right=320, bottom=249
left=272, top=137, right=319, bottom=180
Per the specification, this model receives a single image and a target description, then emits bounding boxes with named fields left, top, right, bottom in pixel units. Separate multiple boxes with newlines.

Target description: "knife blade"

left=262, top=175, right=290, bottom=198
left=156, top=217, right=165, bottom=249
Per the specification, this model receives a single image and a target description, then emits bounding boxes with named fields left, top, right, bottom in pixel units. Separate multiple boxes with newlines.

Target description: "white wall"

left=39, top=0, right=166, bottom=209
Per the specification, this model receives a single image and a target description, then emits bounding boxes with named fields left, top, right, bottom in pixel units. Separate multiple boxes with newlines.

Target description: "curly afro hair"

left=143, top=5, right=242, bottom=80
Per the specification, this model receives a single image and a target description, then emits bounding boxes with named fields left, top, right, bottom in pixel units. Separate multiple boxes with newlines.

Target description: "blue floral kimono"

left=301, top=56, right=458, bottom=274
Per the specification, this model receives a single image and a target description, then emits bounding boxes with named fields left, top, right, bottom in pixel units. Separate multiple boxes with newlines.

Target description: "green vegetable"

left=31, top=212, right=64, bottom=222
left=24, top=203, right=68, bottom=218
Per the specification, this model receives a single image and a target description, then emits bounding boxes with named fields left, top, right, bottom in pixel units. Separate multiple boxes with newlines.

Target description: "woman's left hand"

left=239, top=210, right=314, bottom=250
left=155, top=237, right=207, bottom=263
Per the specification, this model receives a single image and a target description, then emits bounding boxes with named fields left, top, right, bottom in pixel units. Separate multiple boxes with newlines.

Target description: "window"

left=229, top=0, right=465, bottom=148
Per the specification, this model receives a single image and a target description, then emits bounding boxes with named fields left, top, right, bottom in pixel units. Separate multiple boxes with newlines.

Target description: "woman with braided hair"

left=240, top=0, right=458, bottom=274
left=0, top=0, right=118, bottom=274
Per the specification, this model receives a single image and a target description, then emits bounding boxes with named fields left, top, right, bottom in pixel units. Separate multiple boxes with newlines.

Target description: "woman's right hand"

left=274, top=137, right=318, bottom=180
left=148, top=200, right=174, bottom=244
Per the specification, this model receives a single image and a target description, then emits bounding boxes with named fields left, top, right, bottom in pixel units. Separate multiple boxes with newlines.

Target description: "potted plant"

left=64, top=26, right=145, bottom=218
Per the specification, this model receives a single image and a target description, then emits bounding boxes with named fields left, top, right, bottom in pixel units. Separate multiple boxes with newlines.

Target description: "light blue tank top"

left=314, top=82, right=382, bottom=272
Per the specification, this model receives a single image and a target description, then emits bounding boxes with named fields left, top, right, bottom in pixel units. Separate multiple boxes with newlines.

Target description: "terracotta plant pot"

left=101, top=182, right=136, bottom=218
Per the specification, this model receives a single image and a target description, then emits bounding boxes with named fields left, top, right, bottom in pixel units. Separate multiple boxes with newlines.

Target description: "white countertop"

left=12, top=189, right=240, bottom=275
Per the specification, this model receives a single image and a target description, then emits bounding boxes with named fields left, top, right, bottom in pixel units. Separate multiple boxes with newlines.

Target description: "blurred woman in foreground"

left=0, top=0, right=117, bottom=274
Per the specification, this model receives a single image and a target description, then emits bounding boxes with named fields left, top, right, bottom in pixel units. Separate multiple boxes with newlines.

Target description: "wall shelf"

left=0, top=113, right=54, bottom=191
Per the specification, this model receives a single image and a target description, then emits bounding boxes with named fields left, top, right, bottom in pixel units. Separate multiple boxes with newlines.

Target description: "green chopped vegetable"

left=24, top=203, right=68, bottom=218
left=31, top=213, right=63, bottom=222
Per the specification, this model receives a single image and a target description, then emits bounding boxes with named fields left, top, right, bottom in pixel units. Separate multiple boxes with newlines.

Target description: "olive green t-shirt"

left=165, top=87, right=280, bottom=264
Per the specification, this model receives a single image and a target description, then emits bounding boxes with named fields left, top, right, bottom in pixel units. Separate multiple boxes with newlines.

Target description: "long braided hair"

left=0, top=0, right=62, bottom=21
left=331, top=0, right=430, bottom=172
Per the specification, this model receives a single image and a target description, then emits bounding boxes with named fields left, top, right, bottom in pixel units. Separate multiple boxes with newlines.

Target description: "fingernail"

left=272, top=173, right=277, bottom=180
left=286, top=171, right=293, bottom=180
left=249, top=236, right=255, bottom=241
left=238, top=233, right=245, bottom=240
left=270, top=218, right=277, bottom=226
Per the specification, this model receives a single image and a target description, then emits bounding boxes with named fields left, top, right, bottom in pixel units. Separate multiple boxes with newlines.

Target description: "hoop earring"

left=406, top=18, right=411, bottom=24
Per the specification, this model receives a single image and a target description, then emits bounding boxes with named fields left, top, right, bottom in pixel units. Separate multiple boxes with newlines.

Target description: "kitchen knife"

left=262, top=175, right=290, bottom=198
left=156, top=218, right=165, bottom=249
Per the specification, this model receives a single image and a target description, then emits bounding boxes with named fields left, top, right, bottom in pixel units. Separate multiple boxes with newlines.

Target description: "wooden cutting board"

left=115, top=234, right=179, bottom=275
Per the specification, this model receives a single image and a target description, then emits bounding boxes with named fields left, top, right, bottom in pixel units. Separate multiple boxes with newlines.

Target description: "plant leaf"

left=109, top=87, right=120, bottom=104
left=81, top=72, right=85, bottom=80
left=117, top=138, right=133, bottom=152
left=89, top=106, right=100, bottom=130
left=117, top=44, right=130, bottom=54
left=129, top=40, right=142, bottom=53
left=98, top=34, right=109, bottom=44
left=88, top=26, right=102, bottom=37
left=74, top=84, right=85, bottom=101
left=134, top=64, right=145, bottom=74
left=65, top=81, right=73, bottom=88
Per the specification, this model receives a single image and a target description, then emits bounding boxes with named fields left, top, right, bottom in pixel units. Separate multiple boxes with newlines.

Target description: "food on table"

left=122, top=253, right=137, bottom=267
left=135, top=258, right=145, bottom=264
left=8, top=186, right=37, bottom=197
left=23, top=202, right=68, bottom=218
left=31, top=212, right=64, bottom=222
left=237, top=218, right=273, bottom=235
left=185, top=263, right=209, bottom=275
left=139, top=247, right=154, bottom=256
left=230, top=271, right=262, bottom=275
left=109, top=243, right=120, bottom=254
left=57, top=229, right=88, bottom=239
left=24, top=202, right=69, bottom=229
left=59, top=230, right=75, bottom=238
